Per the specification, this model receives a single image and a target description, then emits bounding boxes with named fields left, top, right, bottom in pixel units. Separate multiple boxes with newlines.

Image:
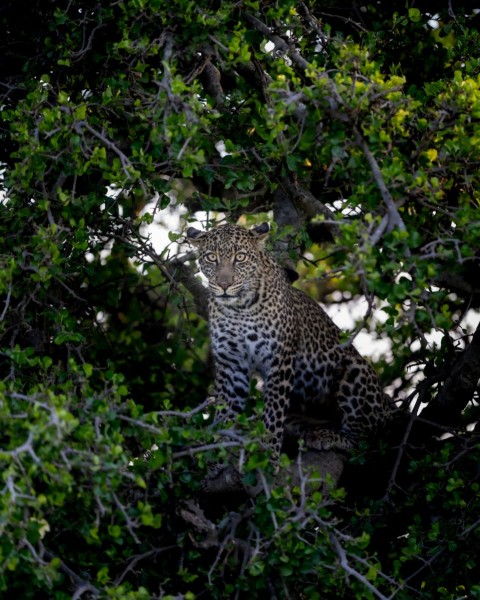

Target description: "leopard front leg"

left=201, top=355, right=251, bottom=493
left=263, top=355, right=295, bottom=462
left=213, top=354, right=250, bottom=423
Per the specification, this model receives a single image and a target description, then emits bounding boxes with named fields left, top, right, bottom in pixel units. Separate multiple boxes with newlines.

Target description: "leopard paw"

left=305, top=430, right=354, bottom=452
left=201, top=463, right=245, bottom=494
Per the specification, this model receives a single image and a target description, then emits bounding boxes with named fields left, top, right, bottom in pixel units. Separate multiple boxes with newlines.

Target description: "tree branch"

left=435, top=270, right=480, bottom=297
left=112, top=228, right=210, bottom=320
left=243, top=12, right=348, bottom=120
left=329, top=534, right=392, bottom=600
left=353, top=127, right=407, bottom=235
left=243, top=12, right=407, bottom=248
left=43, top=549, right=100, bottom=599
left=420, top=321, right=480, bottom=427
left=280, top=179, right=340, bottom=238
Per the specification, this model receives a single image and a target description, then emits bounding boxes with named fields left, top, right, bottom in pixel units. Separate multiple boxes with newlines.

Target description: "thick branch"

left=280, top=179, right=340, bottom=238
left=420, top=322, right=480, bottom=426
left=167, top=255, right=209, bottom=320
left=243, top=13, right=310, bottom=70
left=435, top=270, right=480, bottom=297
left=112, top=229, right=209, bottom=320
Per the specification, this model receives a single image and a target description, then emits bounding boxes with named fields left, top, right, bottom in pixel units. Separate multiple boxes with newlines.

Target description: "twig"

left=368, top=213, right=390, bottom=248
left=43, top=549, right=100, bottom=599
left=0, top=280, right=12, bottom=321
left=402, top=546, right=445, bottom=589
left=330, top=533, right=391, bottom=600
left=111, top=227, right=209, bottom=319
left=115, top=547, right=176, bottom=585
left=172, top=440, right=242, bottom=459
left=243, top=12, right=347, bottom=119
left=319, top=11, right=369, bottom=35
left=257, top=469, right=278, bottom=531
left=0, top=431, right=40, bottom=464
left=339, top=287, right=376, bottom=348
left=299, top=2, right=331, bottom=46
left=383, top=381, right=430, bottom=498
left=71, top=23, right=106, bottom=61
left=112, top=491, right=141, bottom=544
left=151, top=397, right=215, bottom=419
left=118, top=414, right=167, bottom=435
left=75, top=121, right=147, bottom=195
left=459, top=516, right=480, bottom=539
left=353, top=127, right=407, bottom=236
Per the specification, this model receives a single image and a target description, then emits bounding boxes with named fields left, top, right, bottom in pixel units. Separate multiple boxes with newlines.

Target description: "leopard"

left=186, top=221, right=393, bottom=462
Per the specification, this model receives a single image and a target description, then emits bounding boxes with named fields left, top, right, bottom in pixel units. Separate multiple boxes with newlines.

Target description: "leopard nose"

left=216, top=274, right=233, bottom=290
left=216, top=268, right=234, bottom=289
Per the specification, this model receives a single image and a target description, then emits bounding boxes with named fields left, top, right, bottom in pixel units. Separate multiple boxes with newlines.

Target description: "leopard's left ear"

left=251, top=222, right=270, bottom=247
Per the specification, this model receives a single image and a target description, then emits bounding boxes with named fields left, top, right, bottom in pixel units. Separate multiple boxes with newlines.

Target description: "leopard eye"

left=203, top=252, right=217, bottom=263
left=235, top=252, right=247, bottom=263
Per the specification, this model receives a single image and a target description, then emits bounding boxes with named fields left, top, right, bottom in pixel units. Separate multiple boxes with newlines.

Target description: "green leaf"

left=82, top=363, right=93, bottom=377
left=408, top=8, right=421, bottom=22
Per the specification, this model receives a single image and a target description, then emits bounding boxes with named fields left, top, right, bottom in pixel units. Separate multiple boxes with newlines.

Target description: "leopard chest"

left=209, top=302, right=294, bottom=379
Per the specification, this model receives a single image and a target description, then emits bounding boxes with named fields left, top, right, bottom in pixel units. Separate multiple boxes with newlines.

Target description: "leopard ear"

left=186, top=227, right=206, bottom=246
left=251, top=222, right=270, bottom=247
left=253, top=222, right=269, bottom=235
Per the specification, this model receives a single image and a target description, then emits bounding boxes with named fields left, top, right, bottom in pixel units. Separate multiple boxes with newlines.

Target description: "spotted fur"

left=187, top=222, right=392, bottom=460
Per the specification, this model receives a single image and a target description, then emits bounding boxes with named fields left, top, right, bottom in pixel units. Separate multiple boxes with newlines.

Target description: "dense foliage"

left=1, top=1, right=480, bottom=598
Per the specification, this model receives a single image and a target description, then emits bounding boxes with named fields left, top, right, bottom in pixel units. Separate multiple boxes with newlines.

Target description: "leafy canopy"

left=0, top=1, right=480, bottom=598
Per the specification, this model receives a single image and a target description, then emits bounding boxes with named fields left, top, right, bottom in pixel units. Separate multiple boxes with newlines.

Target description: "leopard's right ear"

left=186, top=227, right=206, bottom=246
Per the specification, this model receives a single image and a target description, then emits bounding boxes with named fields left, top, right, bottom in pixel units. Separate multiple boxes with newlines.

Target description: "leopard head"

left=186, top=223, right=270, bottom=302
